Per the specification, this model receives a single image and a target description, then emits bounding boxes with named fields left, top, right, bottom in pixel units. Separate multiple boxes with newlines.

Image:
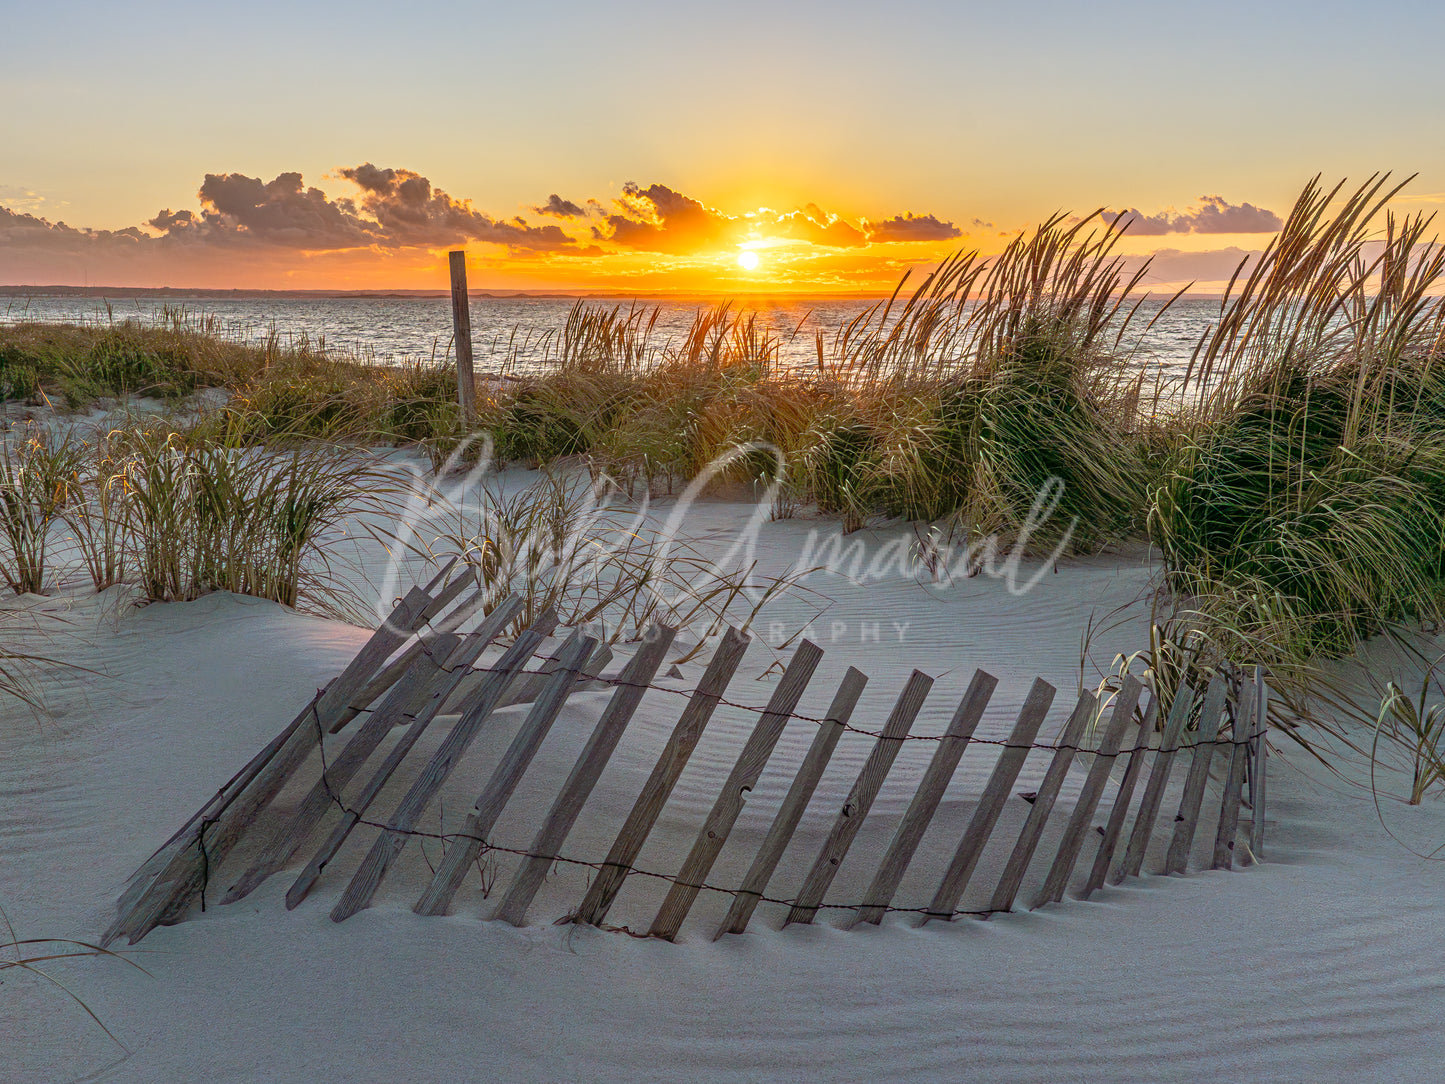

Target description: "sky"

left=3, top=0, right=1445, bottom=296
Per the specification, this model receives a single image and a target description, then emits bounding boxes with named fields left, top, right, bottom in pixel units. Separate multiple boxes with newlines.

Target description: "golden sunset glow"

left=3, top=4, right=1444, bottom=297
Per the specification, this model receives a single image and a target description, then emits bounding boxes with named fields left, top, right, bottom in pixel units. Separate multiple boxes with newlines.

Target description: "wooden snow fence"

left=106, top=582, right=1272, bottom=948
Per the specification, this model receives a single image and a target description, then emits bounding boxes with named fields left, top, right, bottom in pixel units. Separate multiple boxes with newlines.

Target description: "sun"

left=737, top=250, right=760, bottom=271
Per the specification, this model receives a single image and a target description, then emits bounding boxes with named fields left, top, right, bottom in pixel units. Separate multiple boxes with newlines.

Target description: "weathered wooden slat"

left=284, top=625, right=537, bottom=910
left=106, top=584, right=439, bottom=946
left=329, top=612, right=559, bottom=922
left=571, top=628, right=756, bottom=927
left=1112, top=681, right=1195, bottom=884
left=222, top=632, right=466, bottom=905
left=1211, top=677, right=1252, bottom=870
left=986, top=690, right=1097, bottom=914
left=922, top=677, right=1056, bottom=924
left=648, top=640, right=845, bottom=942
left=413, top=632, right=596, bottom=917
left=1248, top=665, right=1268, bottom=861
left=1163, top=678, right=1227, bottom=875
left=784, top=669, right=933, bottom=927
left=715, top=667, right=869, bottom=939
left=222, top=600, right=521, bottom=904
left=331, top=572, right=482, bottom=731
left=1081, top=683, right=1155, bottom=899
left=850, top=670, right=998, bottom=927
left=491, top=625, right=677, bottom=927
left=1032, top=677, right=1140, bottom=907
left=114, top=584, right=465, bottom=919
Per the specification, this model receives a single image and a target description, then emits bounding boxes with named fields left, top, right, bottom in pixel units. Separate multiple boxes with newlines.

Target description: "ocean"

left=0, top=292, right=1220, bottom=377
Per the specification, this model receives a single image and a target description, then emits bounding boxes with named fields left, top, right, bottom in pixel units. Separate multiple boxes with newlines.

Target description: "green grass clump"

left=1151, top=175, right=1445, bottom=724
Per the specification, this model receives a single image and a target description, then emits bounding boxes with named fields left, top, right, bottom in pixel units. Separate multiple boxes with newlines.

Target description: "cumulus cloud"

left=598, top=183, right=739, bottom=253
left=337, top=164, right=578, bottom=250
left=772, top=204, right=867, bottom=248
left=1104, top=196, right=1284, bottom=236
left=1, top=169, right=971, bottom=286
left=596, top=183, right=958, bottom=252
left=863, top=212, right=963, bottom=244
left=532, top=193, right=587, bottom=219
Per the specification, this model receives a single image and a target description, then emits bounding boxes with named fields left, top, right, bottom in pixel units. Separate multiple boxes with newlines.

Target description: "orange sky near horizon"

left=4, top=1, right=1445, bottom=298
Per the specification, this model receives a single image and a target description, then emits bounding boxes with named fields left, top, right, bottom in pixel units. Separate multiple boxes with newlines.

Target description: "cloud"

left=0, top=185, right=57, bottom=215
left=598, top=182, right=740, bottom=253
left=337, top=164, right=578, bottom=250
left=1104, top=196, right=1284, bottom=236
left=863, top=212, right=963, bottom=244
left=772, top=204, right=867, bottom=248
left=597, top=183, right=957, bottom=252
left=1, top=169, right=970, bottom=288
left=532, top=193, right=587, bottom=219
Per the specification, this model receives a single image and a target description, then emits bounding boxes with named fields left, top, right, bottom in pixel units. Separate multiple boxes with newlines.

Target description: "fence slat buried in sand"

left=922, top=677, right=1056, bottom=924
left=492, top=624, right=677, bottom=927
left=648, top=637, right=841, bottom=941
left=1211, top=676, right=1253, bottom=871
left=986, top=690, right=1097, bottom=915
left=222, top=631, right=465, bottom=905
left=331, top=572, right=482, bottom=732
left=1032, top=677, right=1141, bottom=908
left=329, top=611, right=560, bottom=922
left=414, top=632, right=596, bottom=917
left=114, top=580, right=466, bottom=918
left=849, top=670, right=998, bottom=928
left=285, top=625, right=541, bottom=910
left=106, top=583, right=440, bottom=946
left=498, top=636, right=604, bottom=709
left=1081, top=686, right=1156, bottom=899
left=1112, top=681, right=1195, bottom=885
left=572, top=628, right=756, bottom=928
left=1249, top=666, right=1268, bottom=861
left=716, top=667, right=869, bottom=939
left=1163, top=678, right=1227, bottom=875
left=784, top=669, right=933, bottom=927
left=224, top=599, right=522, bottom=905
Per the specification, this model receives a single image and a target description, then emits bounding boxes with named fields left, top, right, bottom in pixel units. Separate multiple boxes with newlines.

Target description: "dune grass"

left=7, top=174, right=1445, bottom=767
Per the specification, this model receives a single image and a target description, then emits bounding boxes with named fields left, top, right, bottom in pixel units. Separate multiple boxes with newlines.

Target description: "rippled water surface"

left=1, top=293, right=1219, bottom=376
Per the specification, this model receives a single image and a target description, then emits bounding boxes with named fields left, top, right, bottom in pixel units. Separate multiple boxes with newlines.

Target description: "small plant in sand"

left=1372, top=658, right=1445, bottom=806
left=2, top=901, right=146, bottom=1049
left=113, top=420, right=390, bottom=615
left=0, top=423, right=85, bottom=594
left=378, top=460, right=825, bottom=650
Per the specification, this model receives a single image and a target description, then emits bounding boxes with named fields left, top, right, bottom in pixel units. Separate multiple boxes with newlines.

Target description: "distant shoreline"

left=0, top=285, right=1219, bottom=303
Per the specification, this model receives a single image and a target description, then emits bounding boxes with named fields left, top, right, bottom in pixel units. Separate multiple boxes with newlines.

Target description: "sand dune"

left=4, top=478, right=1444, bottom=1082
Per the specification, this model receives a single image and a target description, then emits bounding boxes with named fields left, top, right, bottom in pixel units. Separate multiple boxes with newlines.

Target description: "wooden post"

left=716, top=667, right=869, bottom=939
left=850, top=669, right=998, bottom=927
left=784, top=670, right=933, bottom=927
left=449, top=250, right=475, bottom=424
left=1249, top=665, right=1268, bottom=861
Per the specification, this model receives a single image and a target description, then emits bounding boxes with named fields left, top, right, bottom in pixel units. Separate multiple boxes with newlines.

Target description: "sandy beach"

left=4, top=457, right=1444, bottom=1083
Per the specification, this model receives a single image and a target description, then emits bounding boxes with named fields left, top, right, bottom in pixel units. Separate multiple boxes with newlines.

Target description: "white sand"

left=5, top=466, right=1445, bottom=1083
